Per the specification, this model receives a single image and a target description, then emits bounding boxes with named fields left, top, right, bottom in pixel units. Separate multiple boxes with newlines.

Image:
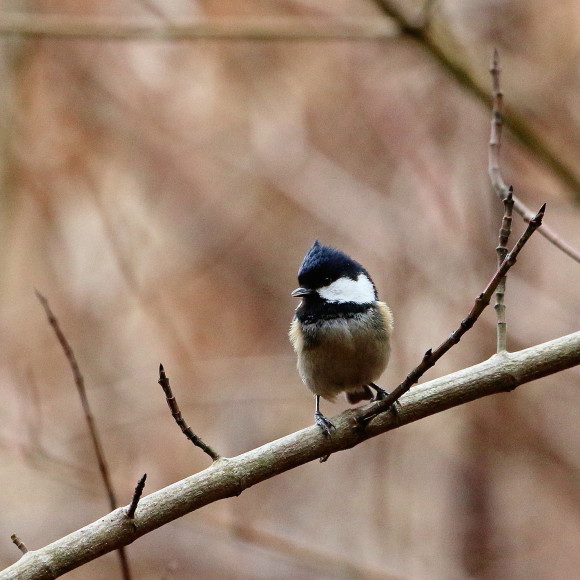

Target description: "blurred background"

left=1, top=1, right=579, bottom=578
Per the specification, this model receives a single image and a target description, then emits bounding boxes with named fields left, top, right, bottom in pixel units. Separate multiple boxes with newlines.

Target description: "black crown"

left=297, top=240, right=375, bottom=295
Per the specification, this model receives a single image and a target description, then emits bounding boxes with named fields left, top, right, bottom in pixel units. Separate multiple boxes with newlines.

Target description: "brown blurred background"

left=1, top=1, right=579, bottom=579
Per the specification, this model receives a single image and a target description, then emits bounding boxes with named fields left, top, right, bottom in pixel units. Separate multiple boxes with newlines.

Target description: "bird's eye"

left=323, top=277, right=332, bottom=286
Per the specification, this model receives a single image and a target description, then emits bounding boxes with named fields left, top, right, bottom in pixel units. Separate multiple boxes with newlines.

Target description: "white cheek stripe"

left=318, top=274, right=375, bottom=304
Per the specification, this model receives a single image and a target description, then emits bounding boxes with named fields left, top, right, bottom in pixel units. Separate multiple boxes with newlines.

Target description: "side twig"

left=35, top=292, right=132, bottom=580
left=495, top=186, right=514, bottom=352
left=126, top=474, right=147, bottom=519
left=10, top=535, right=28, bottom=555
left=359, top=202, right=545, bottom=423
left=158, top=364, right=221, bottom=461
left=488, top=49, right=580, bottom=264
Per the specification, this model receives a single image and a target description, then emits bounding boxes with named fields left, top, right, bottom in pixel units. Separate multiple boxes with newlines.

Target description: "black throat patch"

left=295, top=297, right=373, bottom=325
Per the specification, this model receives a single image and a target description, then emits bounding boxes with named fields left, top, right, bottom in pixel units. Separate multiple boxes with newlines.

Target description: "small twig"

left=359, top=202, right=546, bottom=423
left=488, top=49, right=580, bottom=264
left=158, top=364, right=221, bottom=461
left=126, top=474, right=147, bottom=519
left=495, top=187, right=514, bottom=352
left=35, top=292, right=132, bottom=580
left=10, top=534, right=28, bottom=555
left=488, top=49, right=504, bottom=194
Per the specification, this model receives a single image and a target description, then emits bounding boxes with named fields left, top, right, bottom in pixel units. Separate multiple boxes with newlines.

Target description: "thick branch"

left=2, top=331, right=579, bottom=579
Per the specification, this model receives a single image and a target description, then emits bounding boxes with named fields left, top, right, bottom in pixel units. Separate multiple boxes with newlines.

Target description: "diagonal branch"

left=359, top=202, right=545, bottom=422
left=35, top=292, right=132, bottom=580
left=2, top=330, right=579, bottom=579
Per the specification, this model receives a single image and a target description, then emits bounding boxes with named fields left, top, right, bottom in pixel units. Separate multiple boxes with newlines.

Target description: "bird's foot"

left=314, top=411, right=335, bottom=435
left=369, top=383, right=401, bottom=414
left=370, top=385, right=389, bottom=401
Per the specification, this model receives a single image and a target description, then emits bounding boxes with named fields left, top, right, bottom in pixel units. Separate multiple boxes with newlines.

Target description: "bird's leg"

left=314, top=395, right=335, bottom=435
left=368, top=383, right=400, bottom=412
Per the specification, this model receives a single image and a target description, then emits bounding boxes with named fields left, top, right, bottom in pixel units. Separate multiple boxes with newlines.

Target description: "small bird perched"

left=289, top=241, right=394, bottom=433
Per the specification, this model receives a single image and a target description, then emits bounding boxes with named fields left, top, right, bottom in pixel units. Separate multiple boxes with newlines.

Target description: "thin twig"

left=126, top=474, right=147, bottom=519
left=488, top=49, right=580, bottom=264
left=35, top=292, right=132, bottom=580
left=495, top=186, right=514, bottom=352
left=10, top=535, right=28, bottom=555
left=158, top=364, right=221, bottom=461
left=359, top=202, right=546, bottom=423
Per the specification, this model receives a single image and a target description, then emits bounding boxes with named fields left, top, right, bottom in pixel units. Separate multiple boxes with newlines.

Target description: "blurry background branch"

left=0, top=14, right=399, bottom=41
left=488, top=50, right=580, bottom=263
left=2, top=330, right=580, bottom=580
left=35, top=292, right=132, bottom=580
left=0, top=7, right=578, bottom=203
left=371, top=0, right=580, bottom=200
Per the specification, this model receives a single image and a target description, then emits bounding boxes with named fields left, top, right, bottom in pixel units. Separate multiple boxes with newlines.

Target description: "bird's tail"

left=346, top=385, right=373, bottom=404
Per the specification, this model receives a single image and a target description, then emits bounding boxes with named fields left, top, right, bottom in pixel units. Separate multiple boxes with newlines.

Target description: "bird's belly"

left=296, top=317, right=390, bottom=401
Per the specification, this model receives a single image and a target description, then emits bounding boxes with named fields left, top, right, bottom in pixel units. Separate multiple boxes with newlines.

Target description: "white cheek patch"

left=318, top=274, right=376, bottom=304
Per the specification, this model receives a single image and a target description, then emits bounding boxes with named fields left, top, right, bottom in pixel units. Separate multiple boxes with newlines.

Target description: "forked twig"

left=158, top=364, right=221, bottom=461
left=488, top=49, right=580, bottom=264
left=359, top=202, right=546, bottom=423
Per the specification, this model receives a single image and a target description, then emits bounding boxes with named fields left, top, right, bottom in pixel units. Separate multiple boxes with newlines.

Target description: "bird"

left=289, top=241, right=393, bottom=434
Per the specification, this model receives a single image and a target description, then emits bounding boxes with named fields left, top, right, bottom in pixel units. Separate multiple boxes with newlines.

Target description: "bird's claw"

left=370, top=386, right=401, bottom=415
left=314, top=411, right=335, bottom=435
left=371, top=385, right=389, bottom=401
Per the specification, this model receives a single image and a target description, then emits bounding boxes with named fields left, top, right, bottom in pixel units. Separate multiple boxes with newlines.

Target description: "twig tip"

left=127, top=473, right=148, bottom=519
left=533, top=202, right=547, bottom=225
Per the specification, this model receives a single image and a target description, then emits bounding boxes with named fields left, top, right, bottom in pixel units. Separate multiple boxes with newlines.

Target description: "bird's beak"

left=291, top=287, right=312, bottom=297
